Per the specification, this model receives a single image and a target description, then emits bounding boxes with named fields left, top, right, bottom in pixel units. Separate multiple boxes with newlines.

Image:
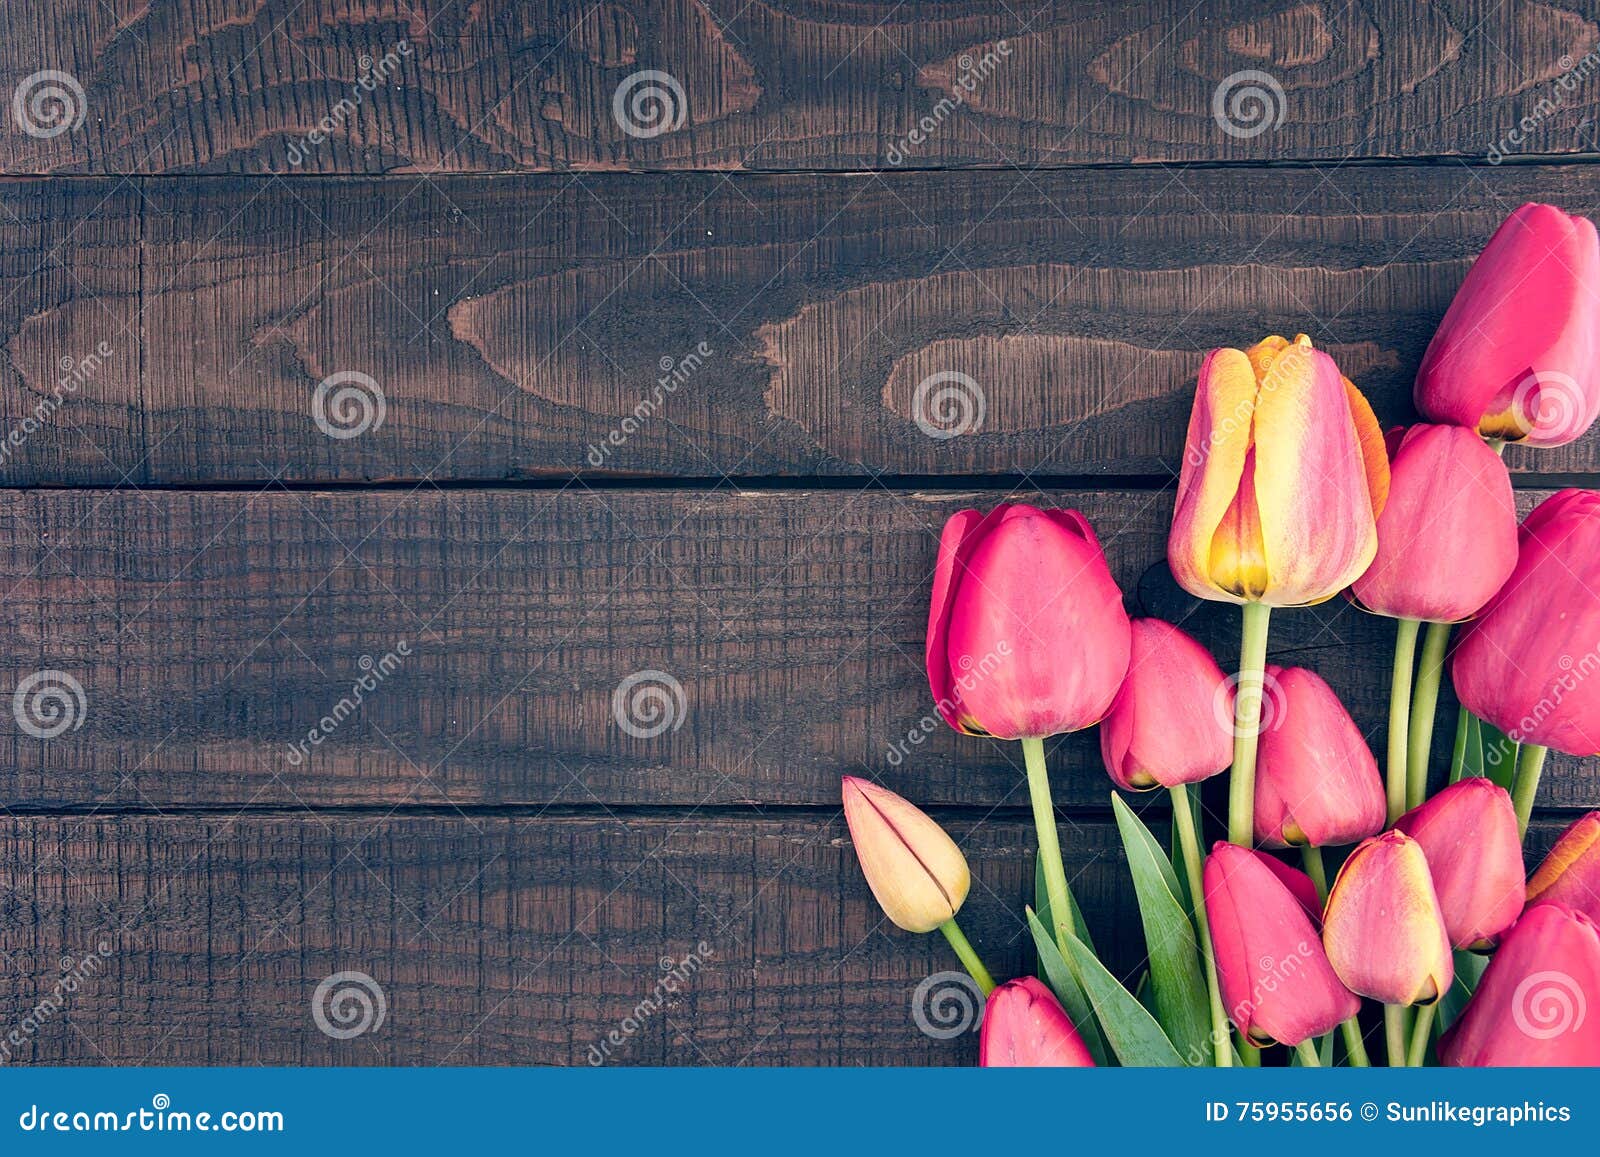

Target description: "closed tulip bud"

left=1415, top=203, right=1600, bottom=447
left=841, top=777, right=969, bottom=933
left=1323, top=832, right=1453, bottom=1006
left=1169, top=334, right=1388, bottom=607
left=1440, top=902, right=1600, bottom=1066
left=1252, top=665, right=1386, bottom=848
left=1350, top=425, right=1519, bottom=622
left=1454, top=489, right=1600, bottom=755
left=928, top=504, right=1131, bottom=739
left=1527, top=811, right=1600, bottom=923
left=1205, top=842, right=1361, bottom=1046
left=1395, top=779, right=1524, bottom=949
left=978, top=977, right=1096, bottom=1067
left=1099, top=618, right=1234, bottom=790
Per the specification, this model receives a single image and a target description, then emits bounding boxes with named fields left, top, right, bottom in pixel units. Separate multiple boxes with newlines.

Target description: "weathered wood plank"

left=0, top=812, right=1573, bottom=1066
left=0, top=813, right=1116, bottom=1066
left=9, top=165, right=1600, bottom=485
left=0, top=486, right=1593, bottom=811
left=4, top=1, right=1599, bottom=173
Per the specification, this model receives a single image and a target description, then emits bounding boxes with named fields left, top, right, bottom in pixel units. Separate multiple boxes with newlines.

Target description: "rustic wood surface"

left=0, top=485, right=1594, bottom=812
left=14, top=166, right=1600, bottom=485
left=0, top=813, right=1571, bottom=1066
left=2, top=0, right=1599, bottom=1067
left=5, top=0, right=1600, bottom=172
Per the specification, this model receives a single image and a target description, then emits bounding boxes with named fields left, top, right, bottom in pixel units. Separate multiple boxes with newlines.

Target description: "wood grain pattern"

left=0, top=812, right=1572, bottom=1066
left=0, top=813, right=1117, bottom=1066
left=9, top=166, right=1600, bottom=485
left=0, top=485, right=1593, bottom=811
left=5, top=1, right=1600, bottom=173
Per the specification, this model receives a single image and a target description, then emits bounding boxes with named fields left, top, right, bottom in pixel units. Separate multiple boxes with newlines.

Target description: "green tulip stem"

left=1293, top=1039, right=1323, bottom=1067
left=1021, top=737, right=1076, bottom=949
left=1170, top=785, right=1234, bottom=1068
left=1407, top=1002, right=1438, bottom=1067
left=937, top=918, right=996, bottom=996
left=1386, top=618, right=1422, bottom=825
left=1407, top=621, right=1452, bottom=810
left=1448, top=704, right=1471, bottom=784
left=1384, top=1004, right=1408, bottom=1067
left=1339, top=1017, right=1371, bottom=1067
left=1512, top=743, right=1550, bottom=839
left=1229, top=602, right=1273, bottom=846
left=1299, top=845, right=1329, bottom=901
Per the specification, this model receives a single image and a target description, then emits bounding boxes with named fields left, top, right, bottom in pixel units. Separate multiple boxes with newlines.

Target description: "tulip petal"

left=1344, top=379, right=1390, bottom=518
left=1169, top=348, right=1259, bottom=605
left=1250, top=339, right=1378, bottom=606
left=926, top=507, right=1006, bottom=734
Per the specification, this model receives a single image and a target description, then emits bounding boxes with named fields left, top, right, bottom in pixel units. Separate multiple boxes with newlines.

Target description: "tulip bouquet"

left=844, top=202, right=1600, bottom=1068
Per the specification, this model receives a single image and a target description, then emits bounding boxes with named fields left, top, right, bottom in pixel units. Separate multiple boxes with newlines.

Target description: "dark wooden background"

left=0, top=0, right=1596, bottom=1065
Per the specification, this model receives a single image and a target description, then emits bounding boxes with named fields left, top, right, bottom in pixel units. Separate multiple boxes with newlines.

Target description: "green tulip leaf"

left=1438, top=948, right=1491, bottom=1033
left=1111, top=794, right=1212, bottom=1065
left=1033, top=854, right=1096, bottom=956
left=1054, top=922, right=1186, bottom=1067
left=1457, top=710, right=1518, bottom=789
left=1025, top=908, right=1109, bottom=1066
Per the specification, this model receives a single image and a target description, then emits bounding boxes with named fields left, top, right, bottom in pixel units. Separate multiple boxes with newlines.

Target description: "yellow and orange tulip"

left=1169, top=335, right=1388, bottom=607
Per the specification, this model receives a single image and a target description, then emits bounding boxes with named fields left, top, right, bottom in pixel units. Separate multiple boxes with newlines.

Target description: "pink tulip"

left=1527, top=811, right=1600, bottom=923
left=1099, top=618, right=1233, bottom=790
left=1169, top=334, right=1388, bottom=607
left=1252, top=665, right=1386, bottom=848
left=1415, top=203, right=1600, bottom=447
left=927, top=504, right=1131, bottom=739
left=1394, top=779, right=1524, bottom=949
left=1205, top=842, right=1361, bottom=1046
left=1250, top=850, right=1325, bottom=928
left=1322, top=832, right=1454, bottom=1006
left=978, top=977, right=1096, bottom=1067
left=1350, top=424, right=1519, bottom=622
left=1440, top=902, right=1600, bottom=1066
left=1454, top=489, right=1600, bottom=755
